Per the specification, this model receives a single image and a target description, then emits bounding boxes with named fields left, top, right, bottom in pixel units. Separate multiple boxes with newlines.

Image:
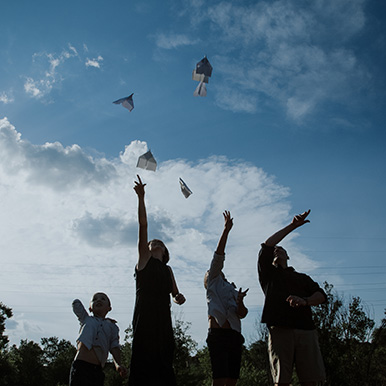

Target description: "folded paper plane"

left=192, top=56, right=212, bottom=97
left=179, top=178, right=193, bottom=198
left=193, top=81, right=207, bottom=97
left=136, top=150, right=157, bottom=171
left=113, top=93, right=134, bottom=112
left=195, top=56, right=213, bottom=77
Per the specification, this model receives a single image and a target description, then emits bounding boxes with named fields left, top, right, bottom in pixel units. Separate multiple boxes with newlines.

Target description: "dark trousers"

left=69, top=360, right=105, bottom=386
left=206, top=328, right=245, bottom=380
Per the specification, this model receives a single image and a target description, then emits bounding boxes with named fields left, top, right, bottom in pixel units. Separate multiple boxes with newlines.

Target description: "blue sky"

left=1, top=0, right=386, bottom=350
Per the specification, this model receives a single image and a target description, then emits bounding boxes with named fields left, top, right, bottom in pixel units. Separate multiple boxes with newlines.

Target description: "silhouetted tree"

left=313, top=282, right=376, bottom=386
left=7, top=339, right=46, bottom=386
left=41, top=336, right=76, bottom=386
left=0, top=303, right=15, bottom=386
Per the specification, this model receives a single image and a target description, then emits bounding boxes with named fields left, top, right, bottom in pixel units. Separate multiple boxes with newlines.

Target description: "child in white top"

left=69, top=292, right=127, bottom=386
left=204, top=211, right=248, bottom=386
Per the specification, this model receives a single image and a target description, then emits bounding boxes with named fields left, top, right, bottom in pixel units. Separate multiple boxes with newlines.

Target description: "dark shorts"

left=69, top=359, right=105, bottom=386
left=206, top=328, right=245, bottom=380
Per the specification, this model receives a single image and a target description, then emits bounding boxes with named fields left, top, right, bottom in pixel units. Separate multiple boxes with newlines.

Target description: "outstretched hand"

left=223, top=210, right=233, bottom=232
left=291, top=209, right=311, bottom=228
left=134, top=175, right=146, bottom=197
left=237, top=288, right=249, bottom=304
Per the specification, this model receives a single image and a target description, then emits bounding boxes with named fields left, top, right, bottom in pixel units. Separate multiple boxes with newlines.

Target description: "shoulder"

left=259, top=243, right=274, bottom=252
left=258, top=244, right=275, bottom=268
left=108, top=319, right=120, bottom=332
left=136, top=255, right=153, bottom=272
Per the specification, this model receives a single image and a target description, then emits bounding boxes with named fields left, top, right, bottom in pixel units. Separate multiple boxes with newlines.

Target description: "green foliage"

left=238, top=340, right=272, bottom=386
left=0, top=303, right=15, bottom=386
left=1, top=296, right=386, bottom=386
left=40, top=337, right=76, bottom=386
left=313, top=282, right=378, bottom=386
left=0, top=302, right=13, bottom=352
left=8, top=339, right=46, bottom=386
left=192, top=346, right=212, bottom=386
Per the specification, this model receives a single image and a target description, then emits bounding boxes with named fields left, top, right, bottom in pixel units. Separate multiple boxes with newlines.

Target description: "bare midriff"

left=74, top=342, right=101, bottom=365
left=208, top=315, right=231, bottom=329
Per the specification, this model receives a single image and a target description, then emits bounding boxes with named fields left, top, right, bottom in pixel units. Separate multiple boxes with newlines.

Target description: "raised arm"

left=134, top=175, right=150, bottom=270
left=265, top=210, right=311, bottom=247
left=215, top=210, right=233, bottom=255
left=72, top=299, right=88, bottom=323
left=208, top=211, right=233, bottom=281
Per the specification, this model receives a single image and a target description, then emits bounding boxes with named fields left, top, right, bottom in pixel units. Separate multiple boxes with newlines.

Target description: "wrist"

left=303, top=297, right=309, bottom=306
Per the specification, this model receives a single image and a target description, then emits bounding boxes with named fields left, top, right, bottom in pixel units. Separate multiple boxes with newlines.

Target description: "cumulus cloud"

left=178, top=0, right=369, bottom=120
left=0, top=117, right=319, bottom=346
left=0, top=118, right=116, bottom=190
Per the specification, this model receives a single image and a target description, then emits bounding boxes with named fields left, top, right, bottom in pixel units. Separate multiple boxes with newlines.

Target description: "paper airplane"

left=136, top=150, right=157, bottom=171
left=113, top=93, right=134, bottom=112
left=193, top=81, right=207, bottom=97
left=179, top=178, right=193, bottom=198
left=192, top=56, right=212, bottom=97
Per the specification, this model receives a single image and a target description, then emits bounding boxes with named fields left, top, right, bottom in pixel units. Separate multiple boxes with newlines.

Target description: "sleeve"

left=208, top=252, right=225, bottom=282
left=305, top=276, right=328, bottom=303
left=257, top=243, right=275, bottom=279
left=110, top=324, right=120, bottom=350
left=72, top=299, right=89, bottom=323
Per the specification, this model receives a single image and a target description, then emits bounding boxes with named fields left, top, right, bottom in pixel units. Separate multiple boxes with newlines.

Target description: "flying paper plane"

left=113, top=93, right=134, bottom=112
left=192, top=56, right=213, bottom=97
left=137, top=150, right=157, bottom=171
left=179, top=178, right=193, bottom=198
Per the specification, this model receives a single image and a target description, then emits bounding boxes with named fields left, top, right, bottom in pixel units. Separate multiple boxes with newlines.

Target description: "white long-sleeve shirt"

left=206, top=253, right=241, bottom=333
left=72, top=299, right=120, bottom=367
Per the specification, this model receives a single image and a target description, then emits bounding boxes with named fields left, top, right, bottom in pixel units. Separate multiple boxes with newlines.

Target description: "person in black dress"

left=128, top=175, right=186, bottom=386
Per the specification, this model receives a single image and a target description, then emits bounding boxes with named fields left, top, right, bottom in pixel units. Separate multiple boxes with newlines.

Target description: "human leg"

left=268, top=327, right=295, bottom=385
left=293, top=329, right=326, bottom=385
left=207, top=329, right=243, bottom=383
left=69, top=360, right=104, bottom=386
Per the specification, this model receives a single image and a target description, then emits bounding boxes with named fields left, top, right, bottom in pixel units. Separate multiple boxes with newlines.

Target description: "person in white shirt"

left=69, top=292, right=127, bottom=386
left=204, top=211, right=249, bottom=386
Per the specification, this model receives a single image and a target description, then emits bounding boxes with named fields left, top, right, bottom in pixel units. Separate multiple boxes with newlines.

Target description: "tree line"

left=1, top=282, right=386, bottom=386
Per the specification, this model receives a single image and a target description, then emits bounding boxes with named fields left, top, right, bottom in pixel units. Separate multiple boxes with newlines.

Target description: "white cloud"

left=0, top=92, right=14, bottom=104
left=0, top=118, right=116, bottom=189
left=24, top=48, right=78, bottom=99
left=214, top=84, right=258, bottom=113
left=0, top=117, right=321, bottom=347
left=155, top=33, right=198, bottom=49
left=24, top=76, right=52, bottom=99
left=85, top=55, right=104, bottom=68
left=179, top=0, right=369, bottom=120
left=23, top=44, right=103, bottom=99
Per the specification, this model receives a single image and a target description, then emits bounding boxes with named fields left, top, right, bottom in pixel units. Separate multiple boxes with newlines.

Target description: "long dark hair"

left=148, top=239, right=170, bottom=264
